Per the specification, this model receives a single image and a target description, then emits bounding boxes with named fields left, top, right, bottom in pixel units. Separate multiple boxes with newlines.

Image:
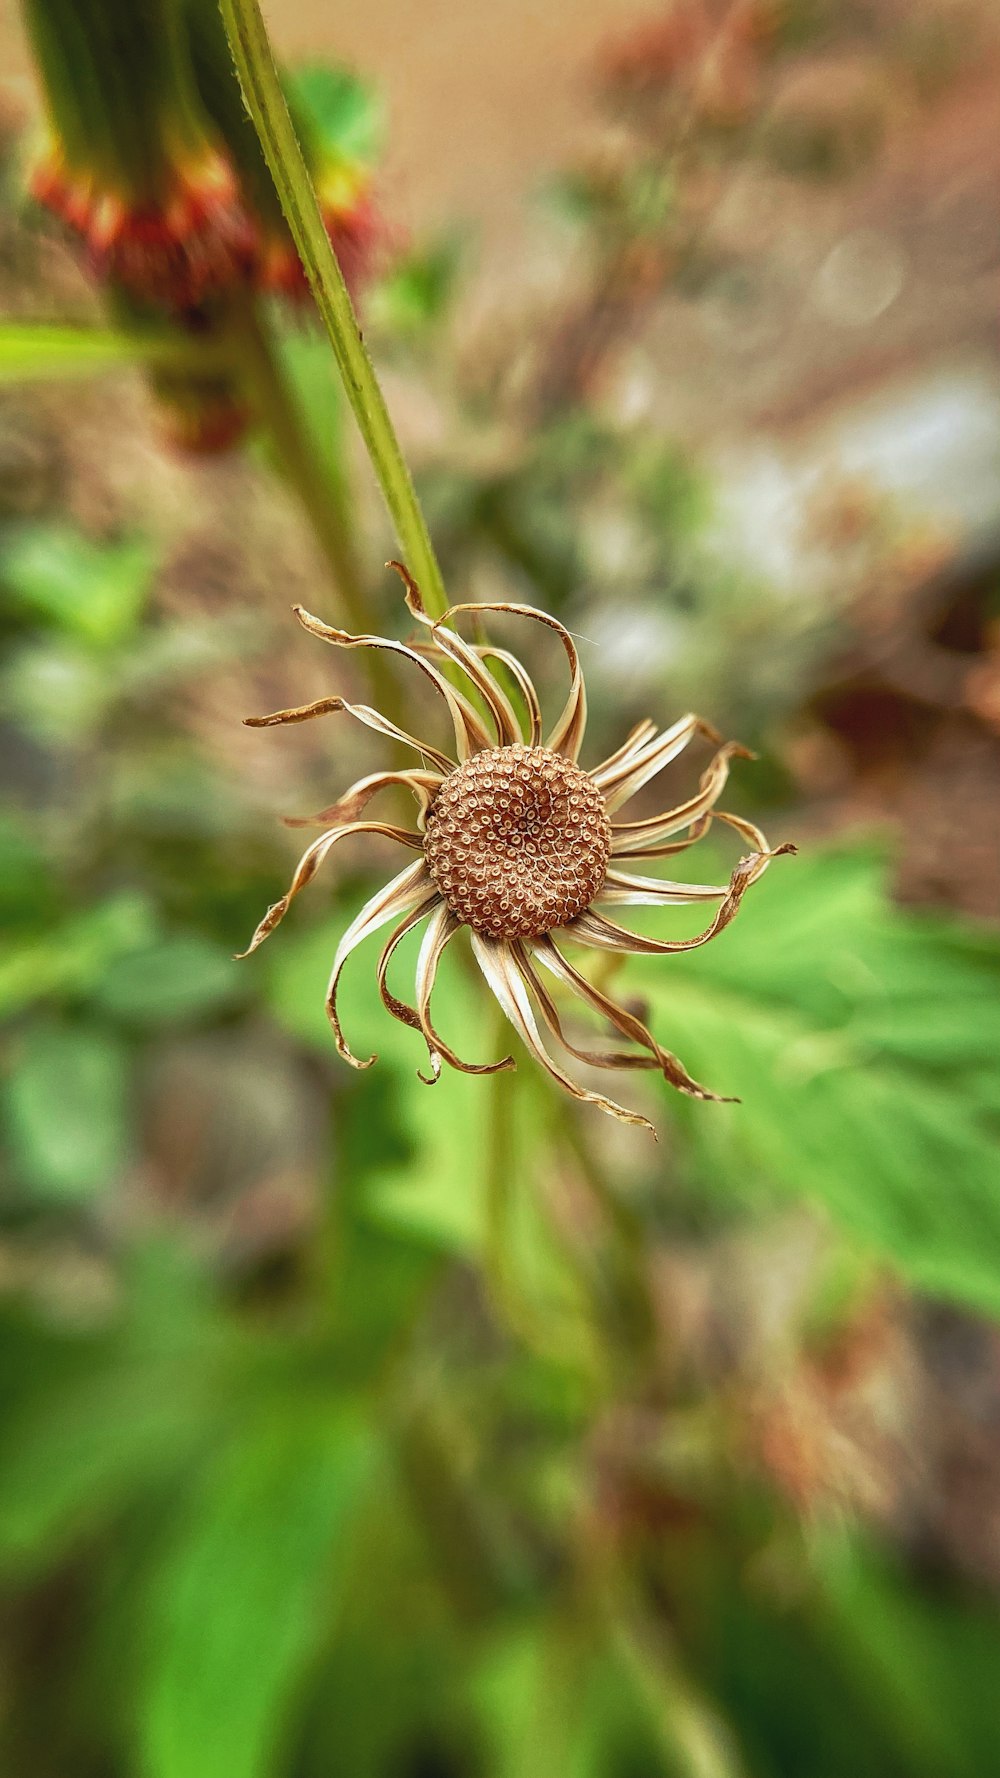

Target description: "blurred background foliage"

left=2, top=1, right=1000, bottom=1775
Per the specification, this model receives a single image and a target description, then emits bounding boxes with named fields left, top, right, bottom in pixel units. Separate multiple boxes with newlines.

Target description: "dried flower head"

left=241, top=565, right=794, bottom=1132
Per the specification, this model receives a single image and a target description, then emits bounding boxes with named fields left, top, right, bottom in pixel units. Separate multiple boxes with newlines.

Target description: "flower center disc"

left=424, top=744, right=612, bottom=939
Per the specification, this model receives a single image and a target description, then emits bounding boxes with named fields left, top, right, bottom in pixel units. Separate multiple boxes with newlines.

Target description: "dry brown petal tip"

left=243, top=696, right=345, bottom=729
left=386, top=558, right=426, bottom=618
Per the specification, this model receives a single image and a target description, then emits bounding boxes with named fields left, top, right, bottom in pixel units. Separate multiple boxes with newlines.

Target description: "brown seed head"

left=424, top=744, right=612, bottom=939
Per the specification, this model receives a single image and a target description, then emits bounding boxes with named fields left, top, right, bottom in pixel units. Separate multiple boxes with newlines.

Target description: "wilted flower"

left=22, top=0, right=256, bottom=311
left=29, top=145, right=257, bottom=311
left=24, top=0, right=384, bottom=317
left=241, top=566, right=793, bottom=1131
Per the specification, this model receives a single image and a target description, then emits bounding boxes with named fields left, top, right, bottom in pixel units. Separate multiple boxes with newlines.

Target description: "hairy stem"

left=218, top=0, right=449, bottom=618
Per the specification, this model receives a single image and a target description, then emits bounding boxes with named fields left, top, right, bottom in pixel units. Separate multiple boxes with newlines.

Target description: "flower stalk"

left=217, top=0, right=449, bottom=618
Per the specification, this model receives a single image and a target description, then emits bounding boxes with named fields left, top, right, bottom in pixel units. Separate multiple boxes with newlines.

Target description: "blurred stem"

left=484, top=1044, right=524, bottom=1324
left=483, top=1028, right=558, bottom=1353
left=395, top=1401, right=525, bottom=1623
left=601, top=1575, right=748, bottom=1778
left=218, top=0, right=449, bottom=618
left=555, top=1096, right=656, bottom=1363
left=230, top=299, right=403, bottom=721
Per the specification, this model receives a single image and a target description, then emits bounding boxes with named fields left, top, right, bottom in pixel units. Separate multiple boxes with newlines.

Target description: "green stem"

left=602, top=1579, right=748, bottom=1778
left=484, top=1048, right=522, bottom=1321
left=555, top=1095, right=656, bottom=1363
left=483, top=1033, right=558, bottom=1352
left=218, top=0, right=449, bottom=619
left=230, top=298, right=404, bottom=723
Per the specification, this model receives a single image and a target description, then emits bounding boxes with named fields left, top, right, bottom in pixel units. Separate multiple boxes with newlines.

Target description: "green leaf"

left=90, top=933, right=244, bottom=1027
left=141, top=1404, right=378, bottom=1778
left=4, top=1021, right=132, bottom=1200
left=0, top=1328, right=213, bottom=1575
left=3, top=525, right=154, bottom=646
left=0, top=812, right=54, bottom=927
left=817, top=1537, right=1000, bottom=1778
left=636, top=843, right=1000, bottom=1315
left=0, top=894, right=156, bottom=1018
left=2, top=636, right=119, bottom=742
left=264, top=908, right=487, bottom=1247
left=286, top=63, right=383, bottom=165
left=474, top=1617, right=688, bottom=1778
left=371, top=236, right=463, bottom=336
left=0, top=323, right=226, bottom=384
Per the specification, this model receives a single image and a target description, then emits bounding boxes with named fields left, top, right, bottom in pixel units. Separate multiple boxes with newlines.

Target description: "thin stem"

left=483, top=1027, right=565, bottom=1353
left=551, top=1093, right=656, bottom=1367
left=601, top=1575, right=748, bottom=1778
left=484, top=1044, right=523, bottom=1325
left=218, top=0, right=449, bottom=619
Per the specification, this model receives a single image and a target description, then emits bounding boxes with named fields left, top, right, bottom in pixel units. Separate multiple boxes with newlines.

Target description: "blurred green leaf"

left=90, top=932, right=244, bottom=1028
left=694, top=1549, right=915, bottom=1778
left=475, top=1623, right=615, bottom=1778
left=628, top=441, right=709, bottom=542
left=372, top=236, right=463, bottom=336
left=4, top=1021, right=132, bottom=1200
left=2, top=635, right=120, bottom=741
left=817, top=1537, right=1000, bottom=1778
left=0, top=323, right=218, bottom=384
left=475, top=1614, right=700, bottom=1778
left=142, top=1404, right=378, bottom=1778
left=286, top=63, right=383, bottom=165
left=3, top=524, right=154, bottom=645
left=0, top=1327, right=212, bottom=1575
left=637, top=844, right=1000, bottom=1315
left=0, top=811, right=54, bottom=927
left=0, top=893, right=156, bottom=1018
left=262, top=906, right=489, bottom=1243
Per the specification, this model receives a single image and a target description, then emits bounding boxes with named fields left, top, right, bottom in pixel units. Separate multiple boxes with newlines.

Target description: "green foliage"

left=371, top=236, right=464, bottom=339
left=0, top=323, right=219, bottom=384
left=3, top=523, right=155, bottom=645
left=141, top=1404, right=379, bottom=1778
left=90, top=932, right=245, bottom=1028
left=4, top=1019, right=132, bottom=1200
left=643, top=843, right=1000, bottom=1313
left=816, top=1538, right=1000, bottom=1778
left=265, top=910, right=572, bottom=1279
left=286, top=63, right=383, bottom=167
